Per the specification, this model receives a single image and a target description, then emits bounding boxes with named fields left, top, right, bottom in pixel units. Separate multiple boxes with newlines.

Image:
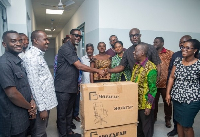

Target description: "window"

left=0, top=1, right=7, bottom=56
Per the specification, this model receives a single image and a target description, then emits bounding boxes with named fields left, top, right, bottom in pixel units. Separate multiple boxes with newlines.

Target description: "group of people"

left=0, top=27, right=199, bottom=137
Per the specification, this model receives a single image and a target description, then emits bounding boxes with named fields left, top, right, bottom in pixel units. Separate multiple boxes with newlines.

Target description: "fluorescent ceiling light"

left=45, top=29, right=51, bottom=31
left=46, top=9, right=64, bottom=15
left=47, top=35, right=52, bottom=37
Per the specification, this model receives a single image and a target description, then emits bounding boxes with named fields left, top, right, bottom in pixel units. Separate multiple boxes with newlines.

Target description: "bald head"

left=133, top=42, right=148, bottom=62
left=129, top=28, right=141, bottom=46
left=179, top=35, right=192, bottom=48
left=129, top=28, right=140, bottom=35
left=137, top=42, right=148, bottom=56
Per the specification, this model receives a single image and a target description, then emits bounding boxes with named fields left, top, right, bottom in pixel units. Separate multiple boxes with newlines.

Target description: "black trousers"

left=154, top=88, right=172, bottom=121
left=137, top=109, right=154, bottom=137
left=31, top=110, right=50, bottom=137
left=56, top=92, right=77, bottom=136
left=11, top=130, right=27, bottom=137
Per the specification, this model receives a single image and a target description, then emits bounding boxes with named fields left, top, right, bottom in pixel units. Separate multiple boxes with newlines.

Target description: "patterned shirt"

left=23, top=46, right=58, bottom=111
left=110, top=54, right=132, bottom=82
left=157, top=47, right=173, bottom=88
left=131, top=58, right=157, bottom=110
left=171, top=57, right=200, bottom=104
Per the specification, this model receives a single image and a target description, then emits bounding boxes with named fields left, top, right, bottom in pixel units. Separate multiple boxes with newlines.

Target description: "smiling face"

left=181, top=42, right=197, bottom=58
left=86, top=46, right=94, bottom=56
left=70, top=30, right=82, bottom=46
left=133, top=45, right=143, bottom=62
left=21, top=34, right=29, bottom=50
left=114, top=42, right=123, bottom=54
left=34, top=31, right=49, bottom=52
left=109, top=36, right=118, bottom=48
left=2, top=33, right=23, bottom=55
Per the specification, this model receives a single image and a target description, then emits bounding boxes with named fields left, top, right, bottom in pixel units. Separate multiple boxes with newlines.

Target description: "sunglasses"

left=129, top=34, right=140, bottom=38
left=72, top=34, right=83, bottom=39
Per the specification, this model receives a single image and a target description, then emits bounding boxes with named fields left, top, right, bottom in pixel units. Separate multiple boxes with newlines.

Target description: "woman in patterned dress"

left=110, top=41, right=131, bottom=82
left=166, top=39, right=200, bottom=137
left=90, top=42, right=111, bottom=83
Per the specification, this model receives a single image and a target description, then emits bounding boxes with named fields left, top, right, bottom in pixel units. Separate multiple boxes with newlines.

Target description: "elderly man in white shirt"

left=81, top=43, right=95, bottom=84
left=23, top=30, right=57, bottom=137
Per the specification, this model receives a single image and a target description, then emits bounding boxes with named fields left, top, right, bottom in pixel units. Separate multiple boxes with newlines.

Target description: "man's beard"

left=23, top=46, right=28, bottom=50
left=111, top=44, right=115, bottom=49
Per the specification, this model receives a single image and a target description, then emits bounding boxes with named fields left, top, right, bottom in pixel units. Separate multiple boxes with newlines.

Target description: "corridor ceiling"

left=31, top=0, right=85, bottom=38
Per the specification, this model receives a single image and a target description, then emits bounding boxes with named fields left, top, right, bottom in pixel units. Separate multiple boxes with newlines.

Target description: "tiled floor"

left=46, top=104, right=200, bottom=137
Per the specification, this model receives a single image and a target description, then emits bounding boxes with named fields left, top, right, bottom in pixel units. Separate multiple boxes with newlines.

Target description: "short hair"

left=31, top=30, right=43, bottom=43
left=86, top=43, right=94, bottom=50
left=181, top=35, right=192, bottom=40
left=185, top=39, right=200, bottom=58
left=62, top=37, right=69, bottom=44
left=98, top=42, right=106, bottom=47
left=155, top=37, right=164, bottom=43
left=114, top=41, right=123, bottom=47
left=2, top=30, right=18, bottom=41
left=19, top=33, right=26, bottom=36
left=109, top=35, right=118, bottom=41
left=70, top=29, right=80, bottom=34
left=137, top=42, right=148, bottom=56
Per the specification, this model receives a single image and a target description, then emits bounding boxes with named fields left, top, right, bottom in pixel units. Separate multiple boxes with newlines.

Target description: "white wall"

left=56, top=0, right=99, bottom=54
left=99, top=0, right=200, bottom=52
left=6, top=0, right=36, bottom=35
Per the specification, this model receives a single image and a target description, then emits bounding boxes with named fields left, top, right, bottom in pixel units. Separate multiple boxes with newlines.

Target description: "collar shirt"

left=131, top=59, right=157, bottom=110
left=81, top=54, right=95, bottom=84
left=23, top=46, right=57, bottom=111
left=120, top=43, right=161, bottom=71
left=54, top=41, right=79, bottom=93
left=157, top=48, right=173, bottom=88
left=0, top=51, right=32, bottom=136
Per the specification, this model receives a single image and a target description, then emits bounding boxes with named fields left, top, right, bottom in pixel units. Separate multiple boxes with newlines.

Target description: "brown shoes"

left=73, top=116, right=81, bottom=122
left=165, top=120, right=172, bottom=128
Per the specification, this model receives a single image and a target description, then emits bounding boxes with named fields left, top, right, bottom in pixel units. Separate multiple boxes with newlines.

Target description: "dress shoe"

left=67, top=131, right=81, bottom=137
left=71, top=122, right=76, bottom=129
left=165, top=120, right=172, bottom=128
left=167, top=128, right=178, bottom=136
left=73, top=116, right=81, bottom=122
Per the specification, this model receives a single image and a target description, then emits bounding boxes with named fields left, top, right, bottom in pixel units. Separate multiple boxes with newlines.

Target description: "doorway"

left=77, top=23, right=85, bottom=58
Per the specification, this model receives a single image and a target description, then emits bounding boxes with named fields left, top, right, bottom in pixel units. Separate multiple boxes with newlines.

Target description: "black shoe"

left=71, top=122, right=76, bottom=129
left=167, top=128, right=178, bottom=136
left=67, top=132, right=81, bottom=137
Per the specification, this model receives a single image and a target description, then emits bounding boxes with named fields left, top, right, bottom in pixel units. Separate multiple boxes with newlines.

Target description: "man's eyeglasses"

left=180, top=46, right=194, bottom=50
left=72, top=34, right=83, bottom=39
left=129, top=34, right=140, bottom=38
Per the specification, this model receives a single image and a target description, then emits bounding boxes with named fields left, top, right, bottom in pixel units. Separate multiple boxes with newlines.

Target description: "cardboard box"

left=82, top=124, right=137, bottom=137
left=80, top=82, right=138, bottom=131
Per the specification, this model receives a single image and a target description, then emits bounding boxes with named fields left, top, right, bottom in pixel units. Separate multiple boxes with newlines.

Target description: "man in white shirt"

left=23, top=30, right=58, bottom=137
left=81, top=43, right=95, bottom=84
left=18, top=33, right=29, bottom=59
